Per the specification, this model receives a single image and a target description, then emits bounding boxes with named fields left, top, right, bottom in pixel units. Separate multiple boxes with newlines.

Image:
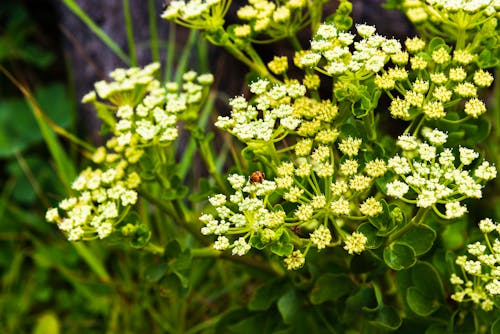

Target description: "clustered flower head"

left=47, top=64, right=213, bottom=241
left=399, top=0, right=500, bottom=40
left=45, top=152, right=141, bottom=241
left=375, top=37, right=493, bottom=120
left=385, top=127, right=496, bottom=219
left=161, top=0, right=229, bottom=32
left=200, top=132, right=387, bottom=269
left=450, top=218, right=500, bottom=312
left=295, top=22, right=402, bottom=77
left=234, top=0, right=309, bottom=41
left=215, top=78, right=307, bottom=146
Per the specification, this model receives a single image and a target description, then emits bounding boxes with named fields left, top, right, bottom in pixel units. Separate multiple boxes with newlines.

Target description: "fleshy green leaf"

left=369, top=305, right=402, bottom=330
left=398, top=224, right=436, bottom=256
left=277, top=289, right=300, bottom=325
left=383, top=242, right=416, bottom=270
left=310, top=273, right=355, bottom=304
left=248, top=279, right=289, bottom=311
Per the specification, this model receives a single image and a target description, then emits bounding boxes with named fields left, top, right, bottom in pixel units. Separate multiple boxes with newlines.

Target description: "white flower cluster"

left=385, top=128, right=496, bottom=218
left=201, top=136, right=384, bottom=268
left=234, top=0, right=308, bottom=40
left=404, top=0, right=500, bottom=24
left=200, top=174, right=282, bottom=256
left=450, top=218, right=500, bottom=312
left=375, top=37, right=493, bottom=120
left=215, top=79, right=306, bottom=143
left=48, top=65, right=214, bottom=242
left=295, top=23, right=401, bottom=76
left=46, top=157, right=141, bottom=241
left=161, top=0, right=228, bottom=31
left=85, top=65, right=213, bottom=152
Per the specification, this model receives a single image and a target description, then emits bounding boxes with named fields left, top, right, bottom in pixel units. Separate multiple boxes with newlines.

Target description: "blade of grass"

left=174, top=29, right=199, bottom=82
left=164, top=22, right=176, bottom=81
left=71, top=242, right=111, bottom=282
left=14, top=151, right=51, bottom=209
left=123, top=0, right=137, bottom=66
left=148, top=0, right=160, bottom=63
left=0, top=66, right=111, bottom=282
left=177, top=93, right=215, bottom=179
left=0, top=65, right=76, bottom=186
left=62, top=0, right=130, bottom=65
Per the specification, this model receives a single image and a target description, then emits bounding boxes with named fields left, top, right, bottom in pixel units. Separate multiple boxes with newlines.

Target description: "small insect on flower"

left=249, top=171, right=265, bottom=183
left=289, top=225, right=302, bottom=236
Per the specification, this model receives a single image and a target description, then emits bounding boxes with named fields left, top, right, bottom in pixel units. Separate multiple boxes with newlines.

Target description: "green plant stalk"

left=62, top=0, right=130, bottom=64
left=123, top=0, right=137, bottom=66
left=139, top=190, right=204, bottom=243
left=206, top=32, right=278, bottom=82
left=147, top=0, right=160, bottom=63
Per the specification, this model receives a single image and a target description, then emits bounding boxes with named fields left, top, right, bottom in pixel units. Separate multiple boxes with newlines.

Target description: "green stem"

left=288, top=35, right=302, bottom=51
left=142, top=242, right=165, bottom=255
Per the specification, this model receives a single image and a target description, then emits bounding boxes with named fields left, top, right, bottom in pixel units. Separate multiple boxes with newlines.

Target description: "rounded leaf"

left=310, top=273, right=355, bottom=305
left=383, top=242, right=416, bottom=270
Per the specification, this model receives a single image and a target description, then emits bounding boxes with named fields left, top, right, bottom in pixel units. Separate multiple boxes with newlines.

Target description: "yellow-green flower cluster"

left=385, top=128, right=496, bottom=219
left=234, top=0, right=309, bottom=41
left=201, top=136, right=385, bottom=269
left=215, top=78, right=345, bottom=153
left=376, top=37, right=493, bottom=120
left=450, top=218, right=500, bottom=312
left=85, top=65, right=213, bottom=152
left=46, top=149, right=141, bottom=241
left=161, top=0, right=229, bottom=32
left=215, top=78, right=306, bottom=146
left=295, top=22, right=402, bottom=77
left=47, top=64, right=213, bottom=241
left=397, top=0, right=500, bottom=52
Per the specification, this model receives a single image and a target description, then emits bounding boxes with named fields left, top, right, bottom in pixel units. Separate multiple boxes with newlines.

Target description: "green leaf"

left=478, top=49, right=496, bottom=68
left=310, top=273, right=355, bottom=304
left=441, top=219, right=467, bottom=250
left=144, top=261, right=168, bottom=283
left=427, top=37, right=447, bottom=53
left=368, top=200, right=396, bottom=236
left=270, top=232, right=293, bottom=256
left=277, top=289, right=300, bottom=325
left=357, top=223, right=384, bottom=249
left=0, top=83, right=73, bottom=157
left=491, top=318, right=500, bottom=334
left=346, top=287, right=377, bottom=312
left=398, top=224, right=436, bottom=256
left=369, top=305, right=402, bottom=330
left=410, top=262, right=445, bottom=299
left=425, top=325, right=448, bottom=334
left=383, top=242, right=416, bottom=270
left=350, top=251, right=382, bottom=274
left=32, top=312, right=60, bottom=334
left=406, top=287, right=440, bottom=316
left=248, top=279, right=289, bottom=311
